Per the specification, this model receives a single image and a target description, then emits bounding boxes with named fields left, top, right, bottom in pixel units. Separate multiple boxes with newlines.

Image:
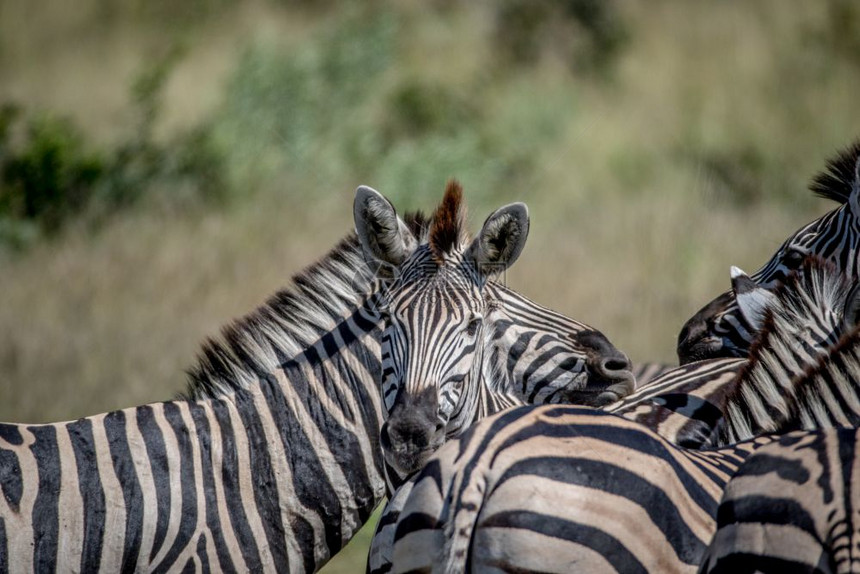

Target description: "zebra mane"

left=809, top=140, right=860, bottom=205
left=776, top=323, right=860, bottom=433
left=184, top=211, right=430, bottom=400
left=718, top=257, right=853, bottom=443
left=429, top=180, right=468, bottom=261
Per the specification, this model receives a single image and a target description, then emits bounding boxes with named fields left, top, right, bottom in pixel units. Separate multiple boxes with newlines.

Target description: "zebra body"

left=699, top=428, right=860, bottom=574
left=386, top=406, right=768, bottom=574
left=629, top=361, right=675, bottom=388
left=1, top=185, right=630, bottom=572
left=678, top=142, right=860, bottom=363
left=700, top=306, right=860, bottom=573
left=373, top=258, right=860, bottom=573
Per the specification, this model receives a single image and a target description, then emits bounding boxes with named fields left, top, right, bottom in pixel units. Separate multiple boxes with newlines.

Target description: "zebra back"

left=699, top=428, right=860, bottom=573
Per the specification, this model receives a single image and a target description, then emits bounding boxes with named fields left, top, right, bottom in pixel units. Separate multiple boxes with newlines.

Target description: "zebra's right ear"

left=732, top=266, right=777, bottom=331
left=354, top=186, right=417, bottom=270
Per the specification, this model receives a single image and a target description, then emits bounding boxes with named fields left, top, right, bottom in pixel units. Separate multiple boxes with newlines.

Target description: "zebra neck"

left=718, top=276, right=850, bottom=445
left=184, top=233, right=380, bottom=400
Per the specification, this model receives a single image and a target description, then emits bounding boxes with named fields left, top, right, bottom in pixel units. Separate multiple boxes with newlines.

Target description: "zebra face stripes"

left=678, top=142, right=860, bottom=364
left=355, top=182, right=633, bottom=476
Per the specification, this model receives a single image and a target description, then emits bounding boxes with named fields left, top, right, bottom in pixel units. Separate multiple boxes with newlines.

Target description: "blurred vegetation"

left=2, top=0, right=860, bottom=571
left=0, top=47, right=227, bottom=248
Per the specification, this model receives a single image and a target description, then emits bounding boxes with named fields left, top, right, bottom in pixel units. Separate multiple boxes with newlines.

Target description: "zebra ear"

left=354, top=186, right=417, bottom=270
left=466, top=202, right=529, bottom=280
left=732, top=266, right=777, bottom=331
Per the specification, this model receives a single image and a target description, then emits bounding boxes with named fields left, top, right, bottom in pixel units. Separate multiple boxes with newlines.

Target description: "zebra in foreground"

left=678, top=141, right=860, bottom=364
left=699, top=428, right=860, bottom=574
left=0, top=184, right=632, bottom=572
left=700, top=318, right=860, bottom=573
left=354, top=182, right=633, bottom=479
left=367, top=257, right=860, bottom=573
left=379, top=261, right=860, bottom=573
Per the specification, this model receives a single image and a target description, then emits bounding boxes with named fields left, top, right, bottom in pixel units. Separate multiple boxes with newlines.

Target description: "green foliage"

left=0, top=48, right=227, bottom=248
left=0, top=111, right=105, bottom=240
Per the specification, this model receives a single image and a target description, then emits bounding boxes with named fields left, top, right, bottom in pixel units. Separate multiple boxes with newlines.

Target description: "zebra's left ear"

left=354, top=186, right=417, bottom=271
left=466, top=202, right=529, bottom=281
left=732, top=266, right=777, bottom=331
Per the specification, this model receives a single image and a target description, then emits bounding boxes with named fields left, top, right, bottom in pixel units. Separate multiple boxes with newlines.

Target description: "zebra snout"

left=382, top=387, right=444, bottom=474
left=380, top=418, right=443, bottom=475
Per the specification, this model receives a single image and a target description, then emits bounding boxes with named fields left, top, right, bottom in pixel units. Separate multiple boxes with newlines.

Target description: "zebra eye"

left=465, top=316, right=483, bottom=337
left=782, top=248, right=806, bottom=269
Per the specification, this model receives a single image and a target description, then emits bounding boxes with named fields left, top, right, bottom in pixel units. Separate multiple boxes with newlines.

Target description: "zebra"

left=0, top=184, right=631, bottom=573
left=699, top=429, right=860, bottom=573
left=700, top=323, right=860, bottom=573
left=354, top=182, right=633, bottom=479
left=366, top=256, right=860, bottom=573
left=611, top=256, right=860, bottom=448
left=678, top=141, right=860, bottom=364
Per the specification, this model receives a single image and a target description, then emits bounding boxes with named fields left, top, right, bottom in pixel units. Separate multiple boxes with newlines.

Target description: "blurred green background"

left=2, top=0, right=860, bottom=570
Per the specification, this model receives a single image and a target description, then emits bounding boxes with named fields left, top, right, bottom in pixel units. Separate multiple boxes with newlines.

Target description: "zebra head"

left=354, top=182, right=631, bottom=476
left=678, top=142, right=860, bottom=364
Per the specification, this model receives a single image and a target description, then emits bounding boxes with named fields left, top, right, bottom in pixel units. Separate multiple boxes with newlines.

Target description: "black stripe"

left=232, top=388, right=291, bottom=569
left=209, top=399, right=262, bottom=570
left=103, top=410, right=144, bottom=574
left=0, top=425, right=22, bottom=446
left=480, top=510, right=649, bottom=573
left=197, top=534, right=212, bottom=574
left=0, top=515, right=7, bottom=574
left=498, top=455, right=708, bottom=564
left=66, top=419, right=105, bottom=571
left=0, top=443, right=22, bottom=513
left=188, top=402, right=237, bottom=574
left=394, top=513, right=441, bottom=543
left=29, top=425, right=61, bottom=571
left=259, top=373, right=336, bottom=572
left=716, top=495, right=817, bottom=535
left=704, top=552, right=826, bottom=573
left=153, top=402, right=199, bottom=574
left=136, top=405, right=171, bottom=562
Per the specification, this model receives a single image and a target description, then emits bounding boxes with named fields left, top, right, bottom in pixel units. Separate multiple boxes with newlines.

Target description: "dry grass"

left=1, top=1, right=860, bottom=572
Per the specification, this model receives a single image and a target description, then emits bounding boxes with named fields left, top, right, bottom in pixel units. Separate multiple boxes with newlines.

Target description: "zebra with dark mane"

left=678, top=141, right=860, bottom=364
left=700, top=320, right=860, bottom=573
left=377, top=258, right=860, bottom=573
left=609, top=257, right=860, bottom=448
left=0, top=184, right=632, bottom=572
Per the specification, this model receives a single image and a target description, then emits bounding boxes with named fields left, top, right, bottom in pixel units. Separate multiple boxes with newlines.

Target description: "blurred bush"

left=0, top=48, right=227, bottom=249
left=493, top=0, right=628, bottom=73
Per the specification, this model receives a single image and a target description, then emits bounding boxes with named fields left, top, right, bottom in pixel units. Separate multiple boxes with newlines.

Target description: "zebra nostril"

left=602, top=357, right=631, bottom=372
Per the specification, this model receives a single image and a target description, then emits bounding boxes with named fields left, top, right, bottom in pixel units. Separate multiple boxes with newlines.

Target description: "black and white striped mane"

left=810, top=140, right=860, bottom=204
left=718, top=257, right=855, bottom=442
left=184, top=211, right=431, bottom=400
